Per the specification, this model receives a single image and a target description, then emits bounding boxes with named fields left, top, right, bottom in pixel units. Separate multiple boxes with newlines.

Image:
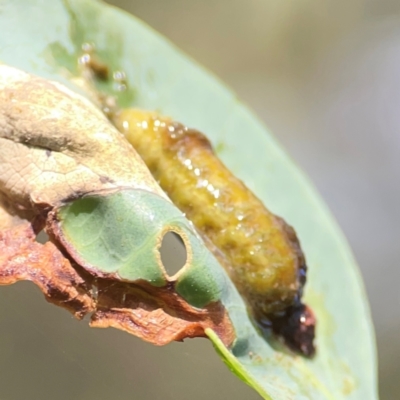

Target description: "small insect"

left=113, top=109, right=316, bottom=356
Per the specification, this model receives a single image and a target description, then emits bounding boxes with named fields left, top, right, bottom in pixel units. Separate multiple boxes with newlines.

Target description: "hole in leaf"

left=35, top=230, right=49, bottom=244
left=159, top=231, right=187, bottom=277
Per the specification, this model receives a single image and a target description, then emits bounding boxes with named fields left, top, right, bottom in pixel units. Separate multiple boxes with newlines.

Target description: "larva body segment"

left=114, top=110, right=307, bottom=317
left=114, top=109, right=316, bottom=356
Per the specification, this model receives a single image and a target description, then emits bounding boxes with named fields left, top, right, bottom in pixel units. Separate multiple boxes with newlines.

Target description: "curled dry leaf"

left=0, top=202, right=26, bottom=230
left=91, top=279, right=234, bottom=346
left=0, top=223, right=94, bottom=318
left=0, top=64, right=234, bottom=347
left=0, top=63, right=166, bottom=217
left=0, top=222, right=233, bottom=345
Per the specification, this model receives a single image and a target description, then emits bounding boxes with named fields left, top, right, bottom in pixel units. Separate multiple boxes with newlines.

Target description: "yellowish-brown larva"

left=113, top=109, right=316, bottom=356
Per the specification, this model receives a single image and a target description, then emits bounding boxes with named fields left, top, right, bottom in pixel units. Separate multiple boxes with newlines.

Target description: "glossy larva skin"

left=113, top=110, right=307, bottom=317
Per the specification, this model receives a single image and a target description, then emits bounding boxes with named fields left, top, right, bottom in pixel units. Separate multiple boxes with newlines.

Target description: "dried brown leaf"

left=0, top=223, right=233, bottom=345
left=91, top=280, right=235, bottom=346
left=0, top=65, right=234, bottom=347
left=0, top=202, right=26, bottom=230
left=0, top=223, right=94, bottom=318
left=0, top=64, right=167, bottom=217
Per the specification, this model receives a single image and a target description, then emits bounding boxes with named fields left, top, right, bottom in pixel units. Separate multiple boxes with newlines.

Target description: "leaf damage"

left=0, top=65, right=235, bottom=348
left=0, top=223, right=94, bottom=318
left=91, top=279, right=234, bottom=346
left=0, top=222, right=234, bottom=346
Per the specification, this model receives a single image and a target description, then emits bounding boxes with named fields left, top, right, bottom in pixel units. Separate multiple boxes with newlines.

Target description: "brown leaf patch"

left=0, top=223, right=94, bottom=318
left=0, top=223, right=235, bottom=347
left=0, top=64, right=167, bottom=217
left=0, top=191, right=31, bottom=230
left=91, top=280, right=235, bottom=347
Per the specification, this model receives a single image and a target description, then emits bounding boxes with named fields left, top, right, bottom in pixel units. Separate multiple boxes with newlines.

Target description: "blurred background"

left=0, top=0, right=398, bottom=399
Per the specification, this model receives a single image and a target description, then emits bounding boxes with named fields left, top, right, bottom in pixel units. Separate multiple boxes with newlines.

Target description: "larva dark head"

left=269, top=303, right=316, bottom=357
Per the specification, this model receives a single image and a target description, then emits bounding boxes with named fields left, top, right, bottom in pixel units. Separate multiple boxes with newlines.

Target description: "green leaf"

left=0, top=0, right=378, bottom=399
left=55, top=189, right=226, bottom=307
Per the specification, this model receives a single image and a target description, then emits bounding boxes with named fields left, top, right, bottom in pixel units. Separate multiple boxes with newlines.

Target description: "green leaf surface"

left=0, top=0, right=378, bottom=399
left=56, top=189, right=227, bottom=308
